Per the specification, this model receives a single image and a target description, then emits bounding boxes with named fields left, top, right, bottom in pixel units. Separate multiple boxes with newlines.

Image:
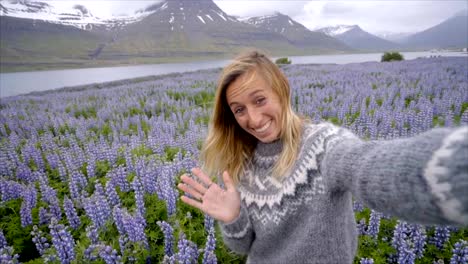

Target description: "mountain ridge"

left=1, top=0, right=466, bottom=72
left=316, top=25, right=399, bottom=51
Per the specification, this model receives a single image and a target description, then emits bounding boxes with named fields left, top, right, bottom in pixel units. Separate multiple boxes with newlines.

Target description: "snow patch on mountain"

left=0, top=0, right=152, bottom=30
left=316, top=25, right=357, bottom=36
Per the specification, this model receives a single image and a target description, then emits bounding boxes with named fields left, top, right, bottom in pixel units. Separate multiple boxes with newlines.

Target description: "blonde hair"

left=200, top=49, right=303, bottom=185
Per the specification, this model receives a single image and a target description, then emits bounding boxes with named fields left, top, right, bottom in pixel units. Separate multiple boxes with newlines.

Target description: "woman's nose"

left=247, top=108, right=262, bottom=127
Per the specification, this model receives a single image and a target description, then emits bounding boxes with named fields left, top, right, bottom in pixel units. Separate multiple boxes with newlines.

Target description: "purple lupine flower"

left=49, top=199, right=62, bottom=221
left=392, top=221, right=416, bottom=264
left=31, top=225, right=50, bottom=256
left=84, top=244, right=99, bottom=261
left=83, top=197, right=101, bottom=229
left=112, top=206, right=126, bottom=236
left=163, top=255, right=176, bottom=264
left=353, top=200, right=364, bottom=212
left=57, top=163, right=68, bottom=182
left=83, top=185, right=111, bottom=230
left=39, top=207, right=50, bottom=225
left=38, top=174, right=62, bottom=220
left=430, top=226, right=450, bottom=250
left=95, top=194, right=111, bottom=227
left=20, top=185, right=36, bottom=227
left=118, top=235, right=129, bottom=256
left=366, top=210, right=382, bottom=239
left=176, top=232, right=199, bottom=264
left=98, top=245, right=122, bottom=264
left=157, top=221, right=174, bottom=257
left=159, top=166, right=177, bottom=217
left=46, top=152, right=60, bottom=170
left=105, top=181, right=121, bottom=208
left=409, top=224, right=426, bottom=259
left=450, top=240, right=468, bottom=264
left=16, top=162, right=32, bottom=183
left=202, top=227, right=217, bottom=264
left=63, top=196, right=80, bottom=230
left=0, top=180, right=23, bottom=202
left=360, top=258, right=374, bottom=264
left=132, top=177, right=146, bottom=217
left=72, top=170, right=88, bottom=196
left=204, top=214, right=215, bottom=233
left=356, top=218, right=367, bottom=236
left=125, top=149, right=134, bottom=174
left=94, top=182, right=105, bottom=197
left=398, top=245, right=416, bottom=264
left=0, top=246, right=19, bottom=264
left=110, top=166, right=130, bottom=192
left=122, top=210, right=148, bottom=247
left=24, top=184, right=37, bottom=208
left=20, top=198, right=33, bottom=227
left=68, top=174, right=80, bottom=201
left=86, top=224, right=100, bottom=244
left=49, top=218, right=76, bottom=264
left=461, top=110, right=468, bottom=125
left=0, top=229, right=7, bottom=249
left=87, top=157, right=96, bottom=178
left=141, top=160, right=158, bottom=195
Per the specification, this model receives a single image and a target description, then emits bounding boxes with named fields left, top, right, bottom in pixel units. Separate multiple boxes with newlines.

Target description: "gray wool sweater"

left=219, top=122, right=468, bottom=264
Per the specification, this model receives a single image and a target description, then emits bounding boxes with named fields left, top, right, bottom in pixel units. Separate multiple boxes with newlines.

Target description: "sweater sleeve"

left=218, top=203, right=254, bottom=255
left=321, top=123, right=468, bottom=226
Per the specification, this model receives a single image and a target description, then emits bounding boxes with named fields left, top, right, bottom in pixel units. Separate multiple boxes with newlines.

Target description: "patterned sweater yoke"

left=220, top=122, right=468, bottom=264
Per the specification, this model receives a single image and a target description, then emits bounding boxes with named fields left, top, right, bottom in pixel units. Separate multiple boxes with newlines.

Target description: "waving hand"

left=178, top=168, right=240, bottom=224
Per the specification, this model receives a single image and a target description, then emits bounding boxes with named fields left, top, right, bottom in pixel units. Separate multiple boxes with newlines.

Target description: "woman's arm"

left=219, top=203, right=255, bottom=255
left=321, top=124, right=468, bottom=226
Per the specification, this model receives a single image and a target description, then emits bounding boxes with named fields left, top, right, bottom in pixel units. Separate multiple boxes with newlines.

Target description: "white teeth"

left=255, top=120, right=271, bottom=133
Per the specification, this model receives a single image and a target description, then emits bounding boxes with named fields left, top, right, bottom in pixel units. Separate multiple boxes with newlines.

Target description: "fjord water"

left=1, top=51, right=466, bottom=97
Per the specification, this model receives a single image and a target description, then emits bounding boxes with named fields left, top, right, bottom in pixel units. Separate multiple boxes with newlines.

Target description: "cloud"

left=45, top=0, right=155, bottom=17
left=295, top=1, right=467, bottom=33
left=214, top=0, right=307, bottom=18
left=43, top=0, right=467, bottom=34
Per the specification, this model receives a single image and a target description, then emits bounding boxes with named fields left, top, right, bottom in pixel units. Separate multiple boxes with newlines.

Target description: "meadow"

left=0, top=57, right=467, bottom=263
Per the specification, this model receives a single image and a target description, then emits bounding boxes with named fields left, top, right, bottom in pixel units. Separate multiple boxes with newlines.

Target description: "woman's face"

left=226, top=72, right=282, bottom=143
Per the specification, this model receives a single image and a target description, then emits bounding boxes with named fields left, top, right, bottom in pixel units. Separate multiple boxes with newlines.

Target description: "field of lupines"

left=0, top=56, right=467, bottom=264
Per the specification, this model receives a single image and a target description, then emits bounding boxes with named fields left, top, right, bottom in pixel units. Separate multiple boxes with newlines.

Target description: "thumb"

left=222, top=171, right=235, bottom=192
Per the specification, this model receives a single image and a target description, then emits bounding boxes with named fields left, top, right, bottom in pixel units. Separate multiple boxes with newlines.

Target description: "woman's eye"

left=234, top=107, right=244, bottom=114
left=256, top=98, right=265, bottom=104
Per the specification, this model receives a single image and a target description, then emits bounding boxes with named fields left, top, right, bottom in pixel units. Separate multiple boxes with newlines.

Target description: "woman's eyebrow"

left=229, top=89, right=264, bottom=107
left=249, top=89, right=264, bottom=97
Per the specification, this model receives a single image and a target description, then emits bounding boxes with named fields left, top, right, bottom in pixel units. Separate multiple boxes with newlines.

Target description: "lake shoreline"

left=2, top=51, right=467, bottom=98
left=2, top=48, right=459, bottom=74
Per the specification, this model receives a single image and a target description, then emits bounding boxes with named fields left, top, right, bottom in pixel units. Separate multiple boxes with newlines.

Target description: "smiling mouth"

left=254, top=120, right=272, bottom=133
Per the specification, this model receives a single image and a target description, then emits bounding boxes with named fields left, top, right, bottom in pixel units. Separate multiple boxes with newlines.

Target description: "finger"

left=180, top=195, right=203, bottom=211
left=222, top=170, right=235, bottom=192
left=192, top=168, right=214, bottom=187
left=180, top=174, right=208, bottom=195
left=177, top=183, right=203, bottom=201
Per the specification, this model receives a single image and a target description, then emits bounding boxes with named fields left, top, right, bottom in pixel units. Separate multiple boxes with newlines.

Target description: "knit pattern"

left=220, top=122, right=468, bottom=264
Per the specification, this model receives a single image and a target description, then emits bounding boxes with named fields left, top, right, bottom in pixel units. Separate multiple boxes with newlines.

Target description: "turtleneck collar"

left=255, top=138, right=283, bottom=157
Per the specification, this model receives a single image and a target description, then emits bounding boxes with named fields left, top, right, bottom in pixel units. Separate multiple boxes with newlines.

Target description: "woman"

left=177, top=50, right=468, bottom=263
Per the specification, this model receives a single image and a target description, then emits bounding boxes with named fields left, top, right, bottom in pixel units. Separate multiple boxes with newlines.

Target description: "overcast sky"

left=46, top=0, right=467, bottom=34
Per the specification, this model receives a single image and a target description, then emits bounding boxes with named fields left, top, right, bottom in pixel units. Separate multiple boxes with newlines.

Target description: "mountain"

left=0, top=0, right=151, bottom=30
left=0, top=15, right=107, bottom=71
left=99, top=0, right=302, bottom=59
left=315, top=25, right=356, bottom=37
left=316, top=25, right=399, bottom=51
left=242, top=12, right=351, bottom=52
left=375, top=31, right=413, bottom=43
left=403, top=10, right=468, bottom=49
left=0, top=0, right=353, bottom=72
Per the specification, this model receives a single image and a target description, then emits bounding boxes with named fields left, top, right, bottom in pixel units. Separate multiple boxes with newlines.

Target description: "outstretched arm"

left=178, top=169, right=254, bottom=254
left=321, top=124, right=468, bottom=226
